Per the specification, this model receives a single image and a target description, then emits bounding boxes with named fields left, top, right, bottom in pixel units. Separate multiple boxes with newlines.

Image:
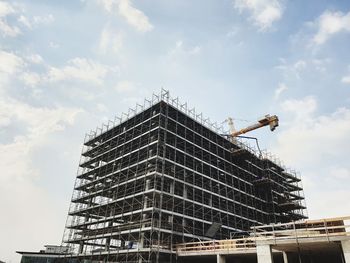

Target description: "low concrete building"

left=16, top=245, right=73, bottom=263
left=176, top=216, right=350, bottom=263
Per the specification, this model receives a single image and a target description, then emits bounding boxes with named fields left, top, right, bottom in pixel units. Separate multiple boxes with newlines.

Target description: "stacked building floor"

left=62, top=91, right=307, bottom=263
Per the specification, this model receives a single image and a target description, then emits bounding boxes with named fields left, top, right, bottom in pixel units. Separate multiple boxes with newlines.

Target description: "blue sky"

left=1, top=0, right=350, bottom=261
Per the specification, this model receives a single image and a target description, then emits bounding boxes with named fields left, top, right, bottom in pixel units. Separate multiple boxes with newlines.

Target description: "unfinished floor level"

left=176, top=216, right=350, bottom=263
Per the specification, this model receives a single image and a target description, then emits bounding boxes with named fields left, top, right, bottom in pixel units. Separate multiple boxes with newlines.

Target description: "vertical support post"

left=140, top=179, right=151, bottom=249
left=105, top=209, right=114, bottom=251
left=170, top=181, right=174, bottom=195
left=144, top=179, right=150, bottom=210
left=341, top=240, right=350, bottom=263
left=257, top=244, right=274, bottom=263
left=139, top=234, right=144, bottom=249
left=183, top=185, right=187, bottom=198
left=282, top=251, right=289, bottom=263
left=79, top=241, right=84, bottom=254
left=217, top=254, right=226, bottom=263
left=145, top=179, right=150, bottom=192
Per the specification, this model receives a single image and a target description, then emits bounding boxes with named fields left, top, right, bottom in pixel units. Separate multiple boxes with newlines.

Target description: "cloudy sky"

left=1, top=0, right=350, bottom=261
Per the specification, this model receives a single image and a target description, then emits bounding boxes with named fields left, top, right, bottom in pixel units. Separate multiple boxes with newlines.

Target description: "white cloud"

left=115, top=80, right=134, bottom=93
left=273, top=97, right=350, bottom=218
left=0, top=50, right=25, bottom=75
left=99, top=25, right=123, bottom=54
left=97, top=0, right=115, bottom=12
left=226, top=26, right=239, bottom=38
left=0, top=1, right=21, bottom=37
left=233, top=0, right=284, bottom=30
left=0, top=1, right=14, bottom=17
left=18, top=15, right=32, bottom=28
left=1, top=2, right=54, bottom=37
left=0, top=96, right=82, bottom=263
left=329, top=166, right=350, bottom=180
left=0, top=50, right=25, bottom=89
left=0, top=99, right=81, bottom=142
left=308, top=190, right=350, bottom=219
left=49, top=41, right=60, bottom=49
left=275, top=59, right=304, bottom=79
left=311, top=58, right=331, bottom=72
left=2, top=52, right=117, bottom=90
left=312, top=10, right=350, bottom=45
left=97, top=0, right=153, bottom=32
left=169, top=40, right=201, bottom=57
left=0, top=51, right=44, bottom=94
left=26, top=53, right=44, bottom=64
left=118, top=0, right=153, bottom=32
left=189, top=45, right=201, bottom=55
left=47, top=58, right=115, bottom=85
left=33, top=14, right=55, bottom=25
left=276, top=58, right=331, bottom=80
left=18, top=14, right=55, bottom=29
left=341, top=66, right=350, bottom=84
left=276, top=59, right=306, bottom=73
left=281, top=96, right=317, bottom=120
left=342, top=75, right=350, bottom=84
left=21, top=72, right=42, bottom=87
left=293, top=60, right=306, bottom=71
left=174, top=40, right=183, bottom=49
left=0, top=19, right=21, bottom=36
left=96, top=103, right=108, bottom=112
left=274, top=82, right=288, bottom=99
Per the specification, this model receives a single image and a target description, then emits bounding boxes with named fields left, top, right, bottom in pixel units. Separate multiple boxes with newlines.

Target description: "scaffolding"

left=61, top=89, right=307, bottom=263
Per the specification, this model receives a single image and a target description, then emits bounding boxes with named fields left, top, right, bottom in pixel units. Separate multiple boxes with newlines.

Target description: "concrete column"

left=257, top=244, right=274, bottom=263
left=139, top=233, right=144, bottom=248
left=143, top=197, right=148, bottom=209
left=143, top=179, right=150, bottom=210
left=170, top=181, right=174, bottom=194
left=342, top=239, right=350, bottom=262
left=217, top=254, right=226, bottom=263
left=282, top=251, right=289, bottom=263
left=140, top=178, right=149, bottom=250
left=78, top=241, right=84, bottom=254
left=145, top=179, right=150, bottom=191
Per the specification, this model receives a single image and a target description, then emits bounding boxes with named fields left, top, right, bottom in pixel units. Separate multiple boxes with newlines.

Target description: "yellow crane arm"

left=231, top=115, right=279, bottom=137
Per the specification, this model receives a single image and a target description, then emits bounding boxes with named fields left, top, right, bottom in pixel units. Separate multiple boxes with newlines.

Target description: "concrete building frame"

left=62, top=90, right=307, bottom=263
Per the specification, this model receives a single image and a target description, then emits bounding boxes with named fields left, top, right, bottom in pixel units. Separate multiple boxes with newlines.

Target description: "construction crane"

left=230, top=115, right=279, bottom=137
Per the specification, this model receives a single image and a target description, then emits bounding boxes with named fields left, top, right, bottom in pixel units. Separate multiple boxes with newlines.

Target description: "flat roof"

left=16, top=251, right=68, bottom=256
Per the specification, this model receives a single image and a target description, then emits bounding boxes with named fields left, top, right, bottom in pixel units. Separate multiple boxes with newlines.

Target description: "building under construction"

left=62, top=90, right=307, bottom=263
